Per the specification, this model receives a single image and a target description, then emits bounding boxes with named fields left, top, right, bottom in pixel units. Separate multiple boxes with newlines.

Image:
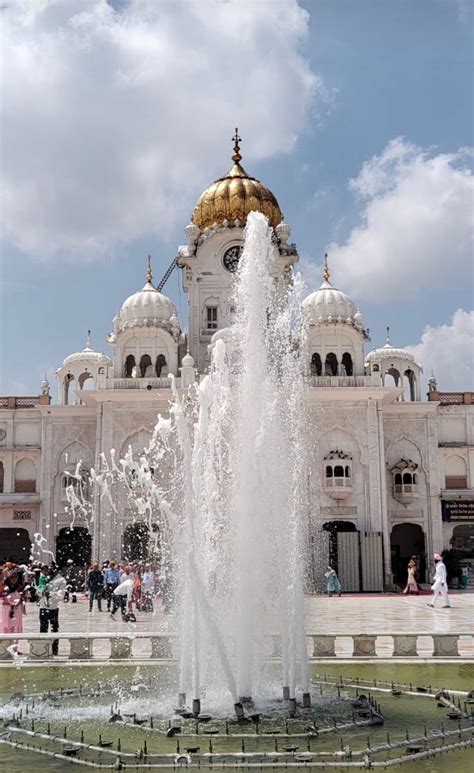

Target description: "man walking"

left=38, top=565, right=66, bottom=655
left=428, top=553, right=451, bottom=608
left=87, top=562, right=104, bottom=612
left=104, top=560, right=121, bottom=611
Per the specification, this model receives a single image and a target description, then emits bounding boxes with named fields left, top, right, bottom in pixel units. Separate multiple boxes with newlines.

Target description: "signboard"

left=442, top=500, right=474, bottom=522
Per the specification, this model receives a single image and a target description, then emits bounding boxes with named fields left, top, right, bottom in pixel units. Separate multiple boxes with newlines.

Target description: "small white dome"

left=115, top=280, right=180, bottom=335
left=303, top=279, right=357, bottom=324
left=182, top=351, right=195, bottom=368
left=63, top=345, right=111, bottom=368
left=365, top=343, right=417, bottom=363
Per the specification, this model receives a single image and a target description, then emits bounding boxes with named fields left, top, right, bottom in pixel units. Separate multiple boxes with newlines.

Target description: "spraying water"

left=88, top=212, right=310, bottom=711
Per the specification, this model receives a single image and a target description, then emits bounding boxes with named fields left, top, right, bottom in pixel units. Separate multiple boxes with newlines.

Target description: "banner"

left=442, top=500, right=474, bottom=522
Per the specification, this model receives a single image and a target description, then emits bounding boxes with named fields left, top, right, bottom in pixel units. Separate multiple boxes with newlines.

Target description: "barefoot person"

left=428, top=553, right=451, bottom=608
left=110, top=572, right=134, bottom=620
left=403, top=559, right=419, bottom=595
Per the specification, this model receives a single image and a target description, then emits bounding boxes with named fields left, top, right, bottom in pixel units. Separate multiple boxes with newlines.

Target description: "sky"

left=1, top=0, right=473, bottom=396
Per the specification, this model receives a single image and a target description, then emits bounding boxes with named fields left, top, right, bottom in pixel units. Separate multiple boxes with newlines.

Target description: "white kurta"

left=430, top=561, right=450, bottom=607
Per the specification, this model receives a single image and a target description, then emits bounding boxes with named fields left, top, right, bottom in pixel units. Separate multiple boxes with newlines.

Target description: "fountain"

left=92, top=211, right=310, bottom=716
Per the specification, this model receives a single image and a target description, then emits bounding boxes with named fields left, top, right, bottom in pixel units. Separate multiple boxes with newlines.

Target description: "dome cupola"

left=302, top=255, right=366, bottom=332
left=365, top=327, right=422, bottom=401
left=109, top=257, right=180, bottom=342
left=57, top=331, right=112, bottom=405
left=303, top=256, right=368, bottom=379
left=191, top=129, right=283, bottom=231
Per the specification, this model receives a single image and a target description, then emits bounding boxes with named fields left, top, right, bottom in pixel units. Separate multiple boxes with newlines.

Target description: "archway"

left=310, top=352, right=322, bottom=376
left=325, top=352, right=338, bottom=376
left=341, top=352, right=353, bottom=376
left=155, top=354, right=167, bottom=377
left=0, top=528, right=31, bottom=563
left=450, top=524, right=474, bottom=559
left=56, top=527, right=92, bottom=568
left=122, top=522, right=149, bottom=562
left=322, top=520, right=357, bottom=573
left=390, top=523, right=425, bottom=586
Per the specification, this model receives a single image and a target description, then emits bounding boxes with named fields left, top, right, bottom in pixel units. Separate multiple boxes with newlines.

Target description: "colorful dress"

left=1, top=589, right=24, bottom=634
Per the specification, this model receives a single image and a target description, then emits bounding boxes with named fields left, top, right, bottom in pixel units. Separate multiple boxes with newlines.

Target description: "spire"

left=85, top=329, right=91, bottom=349
left=146, top=254, right=153, bottom=284
left=232, top=127, right=242, bottom=164
left=385, top=326, right=391, bottom=346
left=323, top=252, right=330, bottom=283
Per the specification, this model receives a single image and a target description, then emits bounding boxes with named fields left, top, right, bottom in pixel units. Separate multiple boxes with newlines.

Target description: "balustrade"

left=0, top=632, right=470, bottom=662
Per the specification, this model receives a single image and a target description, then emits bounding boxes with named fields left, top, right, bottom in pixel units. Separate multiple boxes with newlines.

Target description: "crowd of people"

left=86, top=560, right=162, bottom=620
left=0, top=558, right=167, bottom=655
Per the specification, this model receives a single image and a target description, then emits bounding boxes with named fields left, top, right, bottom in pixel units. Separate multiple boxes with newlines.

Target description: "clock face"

left=223, top=245, right=242, bottom=273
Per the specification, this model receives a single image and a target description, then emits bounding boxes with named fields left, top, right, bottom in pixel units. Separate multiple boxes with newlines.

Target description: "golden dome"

left=192, top=129, right=283, bottom=230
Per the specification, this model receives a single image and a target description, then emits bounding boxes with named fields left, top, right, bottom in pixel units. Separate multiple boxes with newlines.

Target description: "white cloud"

left=326, top=138, right=473, bottom=301
left=405, top=309, right=474, bottom=391
left=1, top=0, right=319, bottom=257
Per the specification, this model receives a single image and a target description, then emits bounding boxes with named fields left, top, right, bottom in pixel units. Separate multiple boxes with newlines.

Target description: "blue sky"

left=1, top=0, right=473, bottom=395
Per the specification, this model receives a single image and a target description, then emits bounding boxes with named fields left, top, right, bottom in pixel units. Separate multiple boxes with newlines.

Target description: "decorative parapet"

left=0, top=395, right=51, bottom=408
left=0, top=631, right=470, bottom=661
left=428, top=391, right=474, bottom=405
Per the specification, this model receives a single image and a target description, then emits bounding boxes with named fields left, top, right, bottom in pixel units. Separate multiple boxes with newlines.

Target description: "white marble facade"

left=1, top=150, right=473, bottom=589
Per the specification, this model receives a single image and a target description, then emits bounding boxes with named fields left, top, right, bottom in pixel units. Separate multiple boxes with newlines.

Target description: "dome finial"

left=385, top=325, right=391, bottom=345
left=146, top=254, right=153, bottom=284
left=323, top=252, right=330, bottom=283
left=232, top=127, right=242, bottom=164
left=86, top=329, right=91, bottom=348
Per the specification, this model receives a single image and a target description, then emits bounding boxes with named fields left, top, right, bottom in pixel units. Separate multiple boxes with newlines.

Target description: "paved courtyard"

left=11, top=591, right=473, bottom=660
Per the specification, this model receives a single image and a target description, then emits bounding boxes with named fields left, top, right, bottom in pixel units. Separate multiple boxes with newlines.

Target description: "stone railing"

left=306, top=376, right=377, bottom=388
left=107, top=378, right=176, bottom=390
left=0, top=632, right=470, bottom=662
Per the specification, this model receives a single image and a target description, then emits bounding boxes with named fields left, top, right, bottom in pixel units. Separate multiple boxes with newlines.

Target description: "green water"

left=0, top=662, right=472, bottom=771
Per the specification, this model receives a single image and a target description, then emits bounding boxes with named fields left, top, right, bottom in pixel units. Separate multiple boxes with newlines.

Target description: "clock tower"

left=177, top=130, right=299, bottom=372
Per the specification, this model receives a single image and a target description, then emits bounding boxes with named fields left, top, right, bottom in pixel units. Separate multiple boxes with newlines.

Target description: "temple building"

left=1, top=133, right=473, bottom=591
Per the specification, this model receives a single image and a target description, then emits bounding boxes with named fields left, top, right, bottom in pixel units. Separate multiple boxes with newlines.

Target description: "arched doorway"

left=322, top=520, right=357, bottom=573
left=390, top=523, right=426, bottom=586
left=0, top=528, right=31, bottom=563
left=56, top=527, right=92, bottom=568
left=123, top=522, right=149, bottom=562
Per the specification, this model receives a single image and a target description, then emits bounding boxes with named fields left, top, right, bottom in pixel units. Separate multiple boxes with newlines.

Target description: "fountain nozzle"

left=288, top=698, right=297, bottom=717
left=302, top=692, right=311, bottom=708
left=234, top=702, right=245, bottom=720
left=178, top=693, right=186, bottom=708
left=192, top=699, right=201, bottom=718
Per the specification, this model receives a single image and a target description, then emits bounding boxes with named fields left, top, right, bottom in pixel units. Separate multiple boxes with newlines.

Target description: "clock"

left=223, top=245, right=242, bottom=273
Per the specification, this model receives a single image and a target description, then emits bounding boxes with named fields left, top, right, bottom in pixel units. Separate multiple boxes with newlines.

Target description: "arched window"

left=341, top=352, right=353, bottom=376
left=14, top=458, right=36, bottom=493
left=325, top=352, right=338, bottom=376
left=404, top=369, right=416, bottom=402
left=78, top=371, right=94, bottom=390
left=139, top=354, right=152, bottom=378
left=64, top=373, right=74, bottom=405
left=0, top=461, right=4, bottom=493
left=445, top=456, right=468, bottom=489
left=311, top=352, right=322, bottom=376
left=391, top=459, right=419, bottom=500
left=384, top=367, right=401, bottom=387
left=324, top=451, right=352, bottom=495
left=155, top=354, right=167, bottom=377
left=124, top=354, right=136, bottom=378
